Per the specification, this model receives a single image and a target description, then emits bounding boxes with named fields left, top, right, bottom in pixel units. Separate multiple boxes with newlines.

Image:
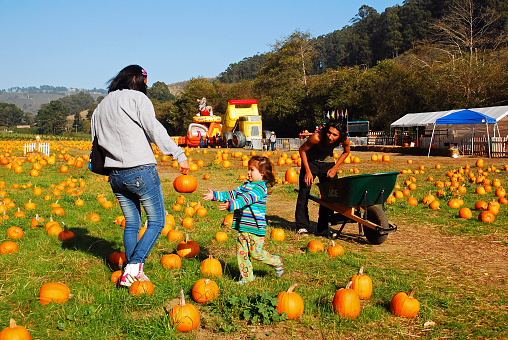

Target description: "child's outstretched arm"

left=218, top=201, right=230, bottom=211
left=202, top=188, right=214, bottom=201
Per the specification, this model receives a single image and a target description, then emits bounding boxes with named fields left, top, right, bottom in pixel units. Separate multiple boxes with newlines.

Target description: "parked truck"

left=222, top=99, right=271, bottom=149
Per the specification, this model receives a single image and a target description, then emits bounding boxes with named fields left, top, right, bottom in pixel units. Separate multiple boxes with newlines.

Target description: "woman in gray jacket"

left=91, top=65, right=189, bottom=287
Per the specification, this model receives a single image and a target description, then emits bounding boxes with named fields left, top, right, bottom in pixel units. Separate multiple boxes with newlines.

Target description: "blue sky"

left=2, top=0, right=400, bottom=90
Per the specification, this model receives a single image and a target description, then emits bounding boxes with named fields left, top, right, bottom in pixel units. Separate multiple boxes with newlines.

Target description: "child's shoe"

left=119, top=263, right=149, bottom=287
left=237, top=280, right=249, bottom=285
left=275, top=256, right=284, bottom=278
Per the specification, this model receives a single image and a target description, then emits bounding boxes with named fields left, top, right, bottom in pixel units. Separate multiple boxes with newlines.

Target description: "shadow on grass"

left=60, top=227, right=119, bottom=269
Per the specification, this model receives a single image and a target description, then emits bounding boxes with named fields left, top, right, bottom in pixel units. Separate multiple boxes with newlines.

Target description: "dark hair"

left=324, top=119, right=348, bottom=143
left=108, top=65, right=147, bottom=94
left=248, top=156, right=275, bottom=187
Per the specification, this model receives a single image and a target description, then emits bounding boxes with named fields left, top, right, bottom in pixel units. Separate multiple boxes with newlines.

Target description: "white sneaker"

left=119, top=263, right=150, bottom=287
left=297, top=228, right=309, bottom=235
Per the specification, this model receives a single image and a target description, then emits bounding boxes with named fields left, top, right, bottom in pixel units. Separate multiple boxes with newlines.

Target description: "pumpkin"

left=407, top=197, right=418, bottom=206
left=350, top=266, right=373, bottom=300
left=0, top=319, right=31, bottom=340
left=192, top=278, right=219, bottom=303
left=57, top=222, right=75, bottom=241
left=161, top=254, right=182, bottom=269
left=109, top=249, right=127, bottom=266
left=307, top=240, right=325, bottom=253
left=6, top=226, right=23, bottom=239
left=476, top=159, right=484, bottom=167
left=332, top=280, right=361, bottom=319
left=24, top=199, right=36, bottom=210
left=222, top=214, right=234, bottom=227
left=0, top=241, right=18, bottom=254
left=13, top=208, right=26, bottom=218
left=39, top=282, right=72, bottom=305
left=168, top=228, right=183, bottom=242
left=200, top=255, right=222, bottom=277
left=196, top=207, right=207, bottom=217
left=475, top=201, right=488, bottom=211
left=110, top=270, right=123, bottom=284
left=429, top=200, right=440, bottom=210
left=170, top=290, right=200, bottom=332
left=478, top=210, right=495, bottom=223
left=214, top=231, right=228, bottom=242
left=184, top=206, right=195, bottom=217
left=182, top=217, right=194, bottom=229
left=270, top=228, right=285, bottom=241
left=173, top=175, right=198, bottom=193
left=284, top=169, right=298, bottom=184
left=46, top=221, right=63, bottom=236
left=327, top=240, right=344, bottom=257
left=447, top=199, right=461, bottom=209
left=459, top=207, right=473, bottom=219
left=488, top=201, right=500, bottom=215
left=30, top=214, right=44, bottom=228
left=390, top=289, right=420, bottom=318
left=276, top=283, right=304, bottom=319
left=176, top=234, right=200, bottom=258
left=129, top=280, right=155, bottom=296
left=88, top=213, right=100, bottom=222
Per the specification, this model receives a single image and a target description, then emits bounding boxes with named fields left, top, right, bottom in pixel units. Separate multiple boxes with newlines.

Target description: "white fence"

left=24, top=142, right=51, bottom=156
left=421, top=136, right=507, bottom=157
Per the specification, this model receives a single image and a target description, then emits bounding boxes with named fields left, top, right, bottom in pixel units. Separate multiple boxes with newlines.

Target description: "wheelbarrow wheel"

left=362, top=205, right=389, bottom=245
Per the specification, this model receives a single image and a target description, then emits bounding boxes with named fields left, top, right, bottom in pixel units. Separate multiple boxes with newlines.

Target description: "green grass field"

left=0, top=142, right=506, bottom=339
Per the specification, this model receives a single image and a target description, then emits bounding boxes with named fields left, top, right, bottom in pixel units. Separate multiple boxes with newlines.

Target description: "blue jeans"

left=108, top=165, right=165, bottom=264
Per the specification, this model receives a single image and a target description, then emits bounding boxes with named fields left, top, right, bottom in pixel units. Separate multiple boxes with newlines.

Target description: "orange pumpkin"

left=173, top=175, right=198, bottom=193
left=161, top=254, right=182, bottom=269
left=109, top=249, right=127, bottom=266
left=39, top=282, right=72, bottom=305
left=6, top=226, right=23, bottom=240
left=284, top=169, right=298, bottom=184
left=390, top=289, right=420, bottom=318
left=200, top=255, right=222, bottom=277
left=192, top=278, right=219, bottom=303
left=0, top=241, right=18, bottom=254
left=459, top=207, right=473, bottom=219
left=327, top=240, right=344, bottom=257
left=176, top=234, right=200, bottom=258
left=129, top=280, right=155, bottom=296
left=332, top=280, right=361, bottom=319
left=214, top=231, right=228, bottom=242
left=276, top=283, right=304, bottom=319
left=478, top=210, right=495, bottom=223
left=169, top=290, right=200, bottom=332
left=0, top=319, right=31, bottom=339
left=350, top=266, right=373, bottom=300
left=307, top=240, right=325, bottom=253
left=270, top=228, right=285, bottom=241
left=110, top=270, right=123, bottom=284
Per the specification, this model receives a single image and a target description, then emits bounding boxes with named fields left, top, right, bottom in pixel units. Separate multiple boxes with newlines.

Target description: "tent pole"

left=487, top=122, right=491, bottom=158
left=472, top=127, right=474, bottom=155
left=428, top=123, right=436, bottom=157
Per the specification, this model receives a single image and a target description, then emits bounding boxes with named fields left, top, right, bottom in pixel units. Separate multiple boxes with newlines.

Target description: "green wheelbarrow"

left=297, top=171, right=399, bottom=245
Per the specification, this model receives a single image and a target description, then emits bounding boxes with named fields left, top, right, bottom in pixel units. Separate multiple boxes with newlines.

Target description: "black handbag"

left=89, top=136, right=109, bottom=175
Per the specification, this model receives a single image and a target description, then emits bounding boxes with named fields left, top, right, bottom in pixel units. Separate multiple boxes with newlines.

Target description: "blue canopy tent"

left=427, top=109, right=497, bottom=157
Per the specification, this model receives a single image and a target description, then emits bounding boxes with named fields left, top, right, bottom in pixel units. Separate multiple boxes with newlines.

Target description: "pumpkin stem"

left=345, top=280, right=354, bottom=290
left=331, top=240, right=335, bottom=246
left=287, top=283, right=299, bottom=293
left=358, top=266, right=364, bottom=276
left=62, top=222, right=68, bottom=232
left=185, top=234, right=189, bottom=242
left=179, top=289, right=186, bottom=306
left=408, top=289, right=416, bottom=298
left=9, top=318, right=16, bottom=329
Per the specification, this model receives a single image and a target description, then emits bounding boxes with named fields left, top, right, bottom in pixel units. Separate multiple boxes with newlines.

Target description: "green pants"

left=237, top=232, right=282, bottom=282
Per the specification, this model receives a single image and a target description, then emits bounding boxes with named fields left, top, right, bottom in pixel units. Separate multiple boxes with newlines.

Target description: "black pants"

left=295, top=161, right=337, bottom=233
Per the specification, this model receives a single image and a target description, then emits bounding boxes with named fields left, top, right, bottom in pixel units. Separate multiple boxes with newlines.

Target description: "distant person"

left=91, top=65, right=190, bottom=287
left=270, top=131, right=276, bottom=151
left=295, top=120, right=350, bottom=236
left=203, top=156, right=283, bottom=284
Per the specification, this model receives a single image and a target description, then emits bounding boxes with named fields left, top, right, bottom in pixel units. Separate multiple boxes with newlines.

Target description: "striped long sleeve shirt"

left=212, top=181, right=268, bottom=236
